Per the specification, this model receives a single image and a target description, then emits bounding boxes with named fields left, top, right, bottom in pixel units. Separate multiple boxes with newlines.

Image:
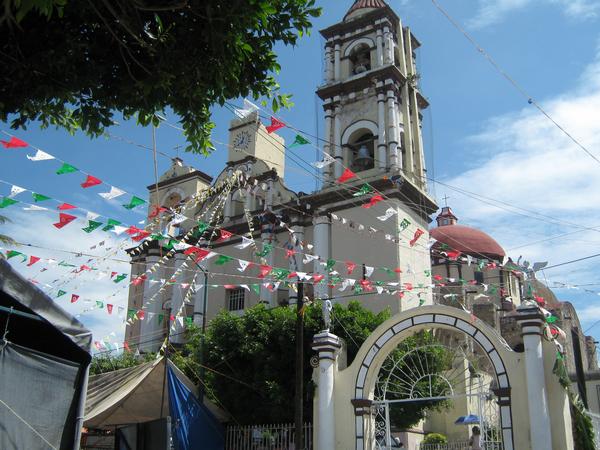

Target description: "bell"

left=355, top=144, right=373, bottom=169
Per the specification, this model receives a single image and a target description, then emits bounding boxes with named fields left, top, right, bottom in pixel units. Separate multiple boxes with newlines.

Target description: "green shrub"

left=423, top=433, right=448, bottom=444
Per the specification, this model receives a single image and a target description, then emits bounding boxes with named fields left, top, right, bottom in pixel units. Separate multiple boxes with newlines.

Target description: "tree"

left=172, top=301, right=390, bottom=425
left=0, top=215, right=15, bottom=246
left=89, top=351, right=154, bottom=375
left=0, top=0, right=321, bottom=154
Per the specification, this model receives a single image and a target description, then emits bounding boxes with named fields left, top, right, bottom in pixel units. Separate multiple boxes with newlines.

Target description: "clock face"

left=233, top=130, right=251, bottom=150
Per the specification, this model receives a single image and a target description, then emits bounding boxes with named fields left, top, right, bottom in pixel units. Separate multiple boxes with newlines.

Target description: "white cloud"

left=442, top=41, right=600, bottom=319
left=469, top=0, right=600, bottom=28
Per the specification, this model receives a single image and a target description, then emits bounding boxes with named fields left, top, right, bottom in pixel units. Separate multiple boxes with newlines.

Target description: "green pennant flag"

left=127, top=308, right=136, bottom=319
left=82, top=220, right=103, bottom=233
left=352, top=183, right=373, bottom=197
left=331, top=275, right=343, bottom=285
left=489, top=285, right=498, bottom=295
left=56, top=290, right=67, bottom=298
left=31, top=192, right=51, bottom=202
left=399, top=218, right=411, bottom=231
left=122, top=196, right=146, bottom=210
left=192, top=221, right=209, bottom=238
left=289, top=134, right=310, bottom=148
left=326, top=259, right=336, bottom=271
left=0, top=197, right=18, bottom=208
left=272, top=268, right=291, bottom=280
left=381, top=267, right=394, bottom=277
left=102, top=218, right=121, bottom=232
left=251, top=284, right=261, bottom=295
left=375, top=281, right=385, bottom=286
left=185, top=317, right=193, bottom=327
left=96, top=301, right=104, bottom=308
left=158, top=314, right=164, bottom=325
left=354, top=285, right=364, bottom=294
left=56, top=163, right=78, bottom=175
left=151, top=233, right=168, bottom=241
left=114, top=274, right=127, bottom=283
left=6, top=250, right=25, bottom=261
left=546, top=315, right=558, bottom=324
left=419, top=298, right=426, bottom=306
left=478, top=260, right=485, bottom=271
left=424, top=270, right=431, bottom=277
left=59, top=261, right=76, bottom=267
left=215, top=255, right=234, bottom=265
left=163, top=239, right=178, bottom=250
left=459, top=278, right=467, bottom=286
left=256, top=243, right=273, bottom=257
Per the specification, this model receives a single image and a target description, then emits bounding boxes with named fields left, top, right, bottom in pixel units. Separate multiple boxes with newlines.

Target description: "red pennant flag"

left=409, top=229, right=424, bottom=247
left=57, top=203, right=76, bottom=210
left=287, top=272, right=298, bottom=279
left=266, top=116, right=285, bottom=134
left=258, top=265, right=272, bottom=278
left=359, top=279, right=373, bottom=291
left=132, top=231, right=151, bottom=242
left=312, top=274, right=325, bottom=283
left=81, top=175, right=102, bottom=188
left=218, top=229, right=233, bottom=241
left=107, top=304, right=113, bottom=314
left=149, top=205, right=168, bottom=219
left=1, top=136, right=28, bottom=148
left=345, top=261, right=357, bottom=274
left=110, top=272, right=117, bottom=278
left=184, top=246, right=201, bottom=255
left=534, top=295, right=545, bottom=306
left=224, top=284, right=237, bottom=289
left=124, top=341, right=131, bottom=352
left=433, top=274, right=443, bottom=281
left=132, top=274, right=147, bottom=286
left=185, top=248, right=211, bottom=263
left=337, top=168, right=356, bottom=183
left=27, top=256, right=40, bottom=266
left=53, top=213, right=77, bottom=229
left=362, top=194, right=383, bottom=209
left=125, top=226, right=143, bottom=236
left=486, top=262, right=498, bottom=269
left=404, top=283, right=413, bottom=291
left=79, top=265, right=91, bottom=272
left=70, top=294, right=79, bottom=303
left=285, top=249, right=296, bottom=258
left=137, top=310, right=145, bottom=320
left=446, top=250, right=462, bottom=261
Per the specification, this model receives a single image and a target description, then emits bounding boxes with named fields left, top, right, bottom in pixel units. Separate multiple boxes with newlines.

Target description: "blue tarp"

left=455, top=414, right=480, bottom=425
left=167, top=366, right=224, bottom=450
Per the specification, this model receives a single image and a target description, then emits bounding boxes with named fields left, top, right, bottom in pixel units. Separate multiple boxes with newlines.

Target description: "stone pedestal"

left=312, top=331, right=342, bottom=450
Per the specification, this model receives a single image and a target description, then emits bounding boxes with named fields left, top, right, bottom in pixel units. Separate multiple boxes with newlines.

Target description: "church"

left=123, top=1, right=600, bottom=447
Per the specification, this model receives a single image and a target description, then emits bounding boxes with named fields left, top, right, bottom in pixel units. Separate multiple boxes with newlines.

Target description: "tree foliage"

left=89, top=351, right=154, bottom=375
left=0, top=215, right=15, bottom=246
left=0, top=0, right=321, bottom=154
left=172, top=301, right=390, bottom=425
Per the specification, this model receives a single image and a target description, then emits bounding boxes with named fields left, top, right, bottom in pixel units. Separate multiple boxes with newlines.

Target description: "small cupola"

left=436, top=206, right=458, bottom=227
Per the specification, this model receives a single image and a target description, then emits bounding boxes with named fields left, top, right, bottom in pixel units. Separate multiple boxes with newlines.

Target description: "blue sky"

left=2, top=0, right=600, bottom=349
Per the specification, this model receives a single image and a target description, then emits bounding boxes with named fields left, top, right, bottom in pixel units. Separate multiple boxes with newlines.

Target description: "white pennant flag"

left=169, top=213, right=186, bottom=226
left=234, top=98, right=260, bottom=118
left=173, top=242, right=192, bottom=251
left=86, top=211, right=100, bottom=220
left=312, top=153, right=335, bottom=169
left=99, top=186, right=125, bottom=200
left=303, top=254, right=319, bottom=264
left=177, top=316, right=185, bottom=327
left=9, top=185, right=25, bottom=197
left=365, top=266, right=375, bottom=277
left=296, top=272, right=309, bottom=280
left=427, top=238, right=437, bottom=249
left=240, top=284, right=250, bottom=292
left=235, top=236, right=254, bottom=249
left=112, top=225, right=128, bottom=235
left=331, top=214, right=339, bottom=221
left=376, top=286, right=384, bottom=294
left=23, top=205, right=47, bottom=211
left=377, top=208, right=397, bottom=222
left=238, top=260, right=251, bottom=272
left=26, top=150, right=54, bottom=161
left=467, top=255, right=473, bottom=266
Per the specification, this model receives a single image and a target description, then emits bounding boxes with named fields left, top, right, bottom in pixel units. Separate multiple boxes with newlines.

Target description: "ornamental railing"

left=225, top=423, right=312, bottom=450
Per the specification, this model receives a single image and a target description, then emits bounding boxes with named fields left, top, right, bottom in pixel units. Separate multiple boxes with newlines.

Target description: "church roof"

left=430, top=224, right=506, bottom=260
left=345, top=0, right=388, bottom=20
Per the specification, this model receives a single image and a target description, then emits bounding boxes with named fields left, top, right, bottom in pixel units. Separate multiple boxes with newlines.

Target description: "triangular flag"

left=56, top=163, right=78, bottom=175
left=81, top=175, right=102, bottom=188
left=235, top=236, right=254, bottom=249
left=23, top=205, right=47, bottom=211
left=289, top=134, right=310, bottom=148
left=238, top=260, right=251, bottom=272
left=312, top=153, right=335, bottom=169
left=215, top=255, right=234, bottom=265
left=70, top=294, right=80, bottom=303
left=0, top=197, right=18, bottom=208
left=82, top=220, right=103, bottom=233
left=266, top=116, right=285, bottom=133
left=57, top=202, right=76, bottom=210
left=1, top=136, right=28, bottom=148
left=53, top=213, right=77, bottom=229
left=410, top=229, right=425, bottom=247
left=9, top=185, right=25, bottom=197
left=96, top=300, right=104, bottom=309
left=56, top=290, right=67, bottom=298
left=99, top=186, right=125, bottom=200
left=122, top=196, right=146, bottom=210
left=353, top=184, right=373, bottom=197
left=102, top=219, right=121, bottom=232
left=218, top=229, right=233, bottom=241
left=114, top=274, right=127, bottom=283
left=27, top=256, right=40, bottom=266
left=377, top=207, right=396, bottom=221
left=6, top=250, right=26, bottom=261
left=363, top=194, right=384, bottom=209
left=258, top=265, right=272, bottom=278
left=27, top=149, right=54, bottom=161
left=32, top=192, right=51, bottom=202
left=107, top=304, right=113, bottom=314
left=345, top=261, right=357, bottom=275
left=337, top=168, right=356, bottom=183
left=112, top=225, right=128, bottom=235
left=365, top=266, right=375, bottom=277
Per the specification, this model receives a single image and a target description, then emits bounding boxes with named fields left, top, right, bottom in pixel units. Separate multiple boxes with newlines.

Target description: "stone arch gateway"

left=311, top=305, right=575, bottom=450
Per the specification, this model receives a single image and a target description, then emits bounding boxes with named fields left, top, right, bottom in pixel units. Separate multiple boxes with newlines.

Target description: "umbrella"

left=455, top=415, right=480, bottom=425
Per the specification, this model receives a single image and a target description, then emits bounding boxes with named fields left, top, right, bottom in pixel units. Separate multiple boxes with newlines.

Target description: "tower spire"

left=345, top=0, right=388, bottom=20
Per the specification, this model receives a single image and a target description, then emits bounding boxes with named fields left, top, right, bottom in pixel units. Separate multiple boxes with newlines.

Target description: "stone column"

left=383, top=26, right=393, bottom=64
left=323, top=105, right=334, bottom=184
left=324, top=44, right=334, bottom=83
left=401, top=84, right=413, bottom=177
left=288, top=222, right=305, bottom=307
left=516, top=305, right=553, bottom=450
left=313, top=215, right=330, bottom=300
left=410, top=90, right=425, bottom=187
left=376, top=29, right=384, bottom=67
left=334, top=40, right=341, bottom=81
left=333, top=103, right=342, bottom=180
left=169, top=253, right=188, bottom=345
left=140, top=255, right=163, bottom=353
left=312, top=331, right=342, bottom=450
left=387, top=88, right=399, bottom=172
left=223, top=192, right=233, bottom=222
left=377, top=91, right=387, bottom=172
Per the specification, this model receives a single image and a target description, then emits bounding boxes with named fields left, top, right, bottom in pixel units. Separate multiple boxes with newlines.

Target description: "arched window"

left=349, top=132, right=375, bottom=172
left=349, top=43, right=371, bottom=75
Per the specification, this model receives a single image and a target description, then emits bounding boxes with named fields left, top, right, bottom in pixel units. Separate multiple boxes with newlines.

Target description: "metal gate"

left=371, top=334, right=504, bottom=450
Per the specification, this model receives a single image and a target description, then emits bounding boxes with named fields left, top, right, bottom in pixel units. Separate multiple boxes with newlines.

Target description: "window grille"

left=227, top=288, right=245, bottom=311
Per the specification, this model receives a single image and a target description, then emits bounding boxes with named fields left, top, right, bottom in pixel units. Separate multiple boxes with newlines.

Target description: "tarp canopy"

left=85, top=356, right=228, bottom=429
left=0, top=259, right=92, bottom=450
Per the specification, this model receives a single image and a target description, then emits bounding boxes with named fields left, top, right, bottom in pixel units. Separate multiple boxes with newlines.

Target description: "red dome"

left=430, top=225, right=505, bottom=260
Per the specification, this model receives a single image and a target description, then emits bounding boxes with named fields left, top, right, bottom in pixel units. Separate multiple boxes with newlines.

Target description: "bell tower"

left=316, top=0, right=429, bottom=191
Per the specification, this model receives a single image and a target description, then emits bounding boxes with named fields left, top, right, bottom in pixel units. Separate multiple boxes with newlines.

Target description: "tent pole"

left=0, top=305, right=44, bottom=322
